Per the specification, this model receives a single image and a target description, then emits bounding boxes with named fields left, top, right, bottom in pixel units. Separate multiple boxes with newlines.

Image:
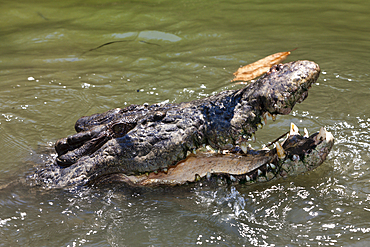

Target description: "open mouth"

left=96, top=123, right=334, bottom=186
left=40, top=60, right=334, bottom=189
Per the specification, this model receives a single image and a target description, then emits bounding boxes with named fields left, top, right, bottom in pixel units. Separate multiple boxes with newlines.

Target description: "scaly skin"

left=93, top=127, right=334, bottom=186
left=30, top=60, right=325, bottom=188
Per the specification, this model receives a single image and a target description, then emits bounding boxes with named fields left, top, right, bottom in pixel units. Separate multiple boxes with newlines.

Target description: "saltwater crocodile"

left=29, top=60, right=334, bottom=188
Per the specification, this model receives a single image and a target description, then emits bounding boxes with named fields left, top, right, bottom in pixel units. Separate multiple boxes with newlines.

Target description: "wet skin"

left=30, top=60, right=333, bottom=188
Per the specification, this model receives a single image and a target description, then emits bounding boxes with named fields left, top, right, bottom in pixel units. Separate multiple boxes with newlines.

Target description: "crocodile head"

left=31, top=60, right=332, bottom=188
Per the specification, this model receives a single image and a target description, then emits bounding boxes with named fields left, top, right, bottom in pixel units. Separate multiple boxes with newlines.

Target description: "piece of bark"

left=232, top=49, right=295, bottom=83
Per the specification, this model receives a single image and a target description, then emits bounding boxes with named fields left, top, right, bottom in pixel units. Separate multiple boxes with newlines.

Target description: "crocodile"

left=29, top=60, right=334, bottom=188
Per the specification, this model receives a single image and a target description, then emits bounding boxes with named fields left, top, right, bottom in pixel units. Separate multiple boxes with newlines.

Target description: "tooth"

left=317, top=127, right=327, bottom=141
left=292, top=154, right=300, bottom=161
left=270, top=163, right=276, bottom=169
left=145, top=172, right=149, bottom=176
left=230, top=175, right=236, bottom=182
left=266, top=164, right=270, bottom=169
left=257, top=169, right=263, bottom=176
left=304, top=128, right=309, bottom=138
left=262, top=113, right=267, bottom=125
left=257, top=123, right=263, bottom=129
left=154, top=170, right=158, bottom=174
left=290, top=122, right=299, bottom=136
left=326, top=130, right=334, bottom=142
left=163, top=168, right=168, bottom=174
left=276, top=142, right=286, bottom=159
left=261, top=144, right=270, bottom=151
left=281, top=133, right=289, bottom=146
left=272, top=114, right=277, bottom=121
left=195, top=174, right=201, bottom=182
left=206, top=172, right=211, bottom=180
left=246, top=175, right=250, bottom=182
left=251, top=134, right=256, bottom=142
left=192, top=149, right=197, bottom=154
left=266, top=171, right=275, bottom=181
left=240, top=142, right=248, bottom=154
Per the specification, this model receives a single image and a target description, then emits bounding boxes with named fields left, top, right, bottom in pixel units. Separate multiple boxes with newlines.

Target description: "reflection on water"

left=1, top=0, right=370, bottom=246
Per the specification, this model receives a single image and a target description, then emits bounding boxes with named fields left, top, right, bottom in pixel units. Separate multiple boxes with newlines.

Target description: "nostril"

left=275, top=64, right=284, bottom=71
left=268, top=63, right=283, bottom=74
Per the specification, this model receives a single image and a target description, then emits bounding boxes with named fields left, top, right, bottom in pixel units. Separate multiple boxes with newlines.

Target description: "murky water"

left=1, top=0, right=369, bottom=246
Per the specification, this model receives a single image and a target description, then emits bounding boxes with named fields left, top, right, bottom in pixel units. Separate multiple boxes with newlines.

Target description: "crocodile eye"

left=113, top=123, right=124, bottom=134
left=153, top=111, right=166, bottom=121
left=112, top=122, right=137, bottom=137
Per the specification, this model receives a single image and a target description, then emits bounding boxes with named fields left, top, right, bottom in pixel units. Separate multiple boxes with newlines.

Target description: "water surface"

left=1, top=0, right=370, bottom=246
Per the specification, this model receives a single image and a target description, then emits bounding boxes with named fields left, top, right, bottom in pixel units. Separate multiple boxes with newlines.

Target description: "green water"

left=0, top=0, right=370, bottom=246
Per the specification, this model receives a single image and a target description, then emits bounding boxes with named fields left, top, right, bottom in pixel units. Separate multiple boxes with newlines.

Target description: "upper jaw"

left=259, top=60, right=320, bottom=115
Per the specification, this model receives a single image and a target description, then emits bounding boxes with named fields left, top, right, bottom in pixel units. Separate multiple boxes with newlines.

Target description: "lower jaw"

left=90, top=124, right=334, bottom=187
